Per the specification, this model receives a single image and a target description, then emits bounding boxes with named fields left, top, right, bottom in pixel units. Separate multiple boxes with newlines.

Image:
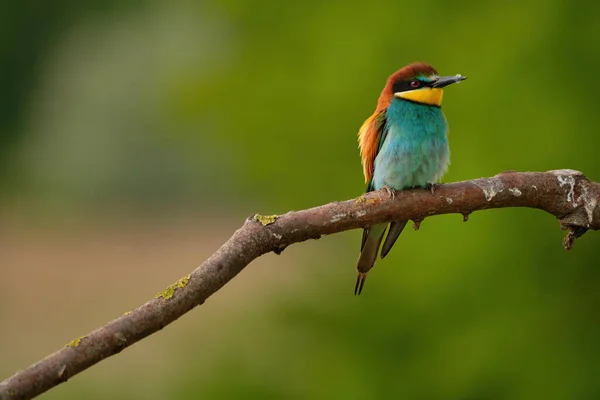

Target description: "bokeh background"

left=2, top=0, right=600, bottom=398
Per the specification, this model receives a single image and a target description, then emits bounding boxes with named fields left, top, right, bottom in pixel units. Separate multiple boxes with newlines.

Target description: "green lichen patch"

left=156, top=275, right=191, bottom=300
left=356, top=196, right=378, bottom=205
left=253, top=214, right=279, bottom=226
left=65, top=336, right=85, bottom=348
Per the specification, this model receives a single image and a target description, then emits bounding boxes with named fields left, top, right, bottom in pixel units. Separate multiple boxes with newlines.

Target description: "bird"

left=355, top=62, right=466, bottom=295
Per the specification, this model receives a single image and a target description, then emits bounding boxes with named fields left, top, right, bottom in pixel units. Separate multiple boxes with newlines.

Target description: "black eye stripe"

left=392, top=78, right=434, bottom=93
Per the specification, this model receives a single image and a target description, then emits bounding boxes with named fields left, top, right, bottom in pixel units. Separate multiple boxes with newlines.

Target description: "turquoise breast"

left=372, top=99, right=450, bottom=190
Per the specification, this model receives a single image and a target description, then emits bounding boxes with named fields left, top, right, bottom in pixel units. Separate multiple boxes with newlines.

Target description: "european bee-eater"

left=355, top=62, right=466, bottom=295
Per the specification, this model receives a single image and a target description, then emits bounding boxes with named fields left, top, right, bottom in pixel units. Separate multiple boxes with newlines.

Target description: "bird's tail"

left=355, top=223, right=387, bottom=295
left=380, top=220, right=407, bottom=259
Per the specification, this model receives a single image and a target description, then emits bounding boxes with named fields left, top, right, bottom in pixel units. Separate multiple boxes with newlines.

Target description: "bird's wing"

left=358, top=109, right=388, bottom=251
left=358, top=109, right=387, bottom=191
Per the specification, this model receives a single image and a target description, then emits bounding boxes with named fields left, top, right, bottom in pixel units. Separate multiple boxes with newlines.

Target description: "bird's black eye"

left=410, top=80, right=420, bottom=88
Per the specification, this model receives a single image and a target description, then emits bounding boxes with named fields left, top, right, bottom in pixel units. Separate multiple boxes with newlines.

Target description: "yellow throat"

left=395, top=88, right=444, bottom=106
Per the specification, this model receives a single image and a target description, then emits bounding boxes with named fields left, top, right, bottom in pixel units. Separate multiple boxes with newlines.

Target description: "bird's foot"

left=382, top=185, right=397, bottom=199
left=354, top=272, right=367, bottom=296
left=425, top=183, right=438, bottom=195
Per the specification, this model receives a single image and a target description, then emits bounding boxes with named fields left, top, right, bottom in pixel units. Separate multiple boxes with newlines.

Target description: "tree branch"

left=1, top=170, right=599, bottom=399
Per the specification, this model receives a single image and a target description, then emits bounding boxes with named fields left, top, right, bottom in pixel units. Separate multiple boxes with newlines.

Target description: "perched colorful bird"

left=355, top=62, right=466, bottom=295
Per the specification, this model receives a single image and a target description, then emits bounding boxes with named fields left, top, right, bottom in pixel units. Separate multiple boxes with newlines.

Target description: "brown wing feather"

left=357, top=110, right=386, bottom=184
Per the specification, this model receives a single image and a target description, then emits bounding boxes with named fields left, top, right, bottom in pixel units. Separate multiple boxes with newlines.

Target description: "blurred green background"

left=2, top=0, right=600, bottom=399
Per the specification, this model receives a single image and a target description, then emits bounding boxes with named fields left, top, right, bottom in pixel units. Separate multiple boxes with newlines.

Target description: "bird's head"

left=377, top=62, right=466, bottom=109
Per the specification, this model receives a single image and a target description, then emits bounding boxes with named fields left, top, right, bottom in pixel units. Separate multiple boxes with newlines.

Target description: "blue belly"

left=372, top=101, right=450, bottom=191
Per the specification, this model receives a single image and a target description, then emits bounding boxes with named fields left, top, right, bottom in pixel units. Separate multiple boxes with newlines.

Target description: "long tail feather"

left=360, top=227, right=369, bottom=251
left=355, top=224, right=387, bottom=295
left=355, top=273, right=367, bottom=295
left=380, top=220, right=407, bottom=259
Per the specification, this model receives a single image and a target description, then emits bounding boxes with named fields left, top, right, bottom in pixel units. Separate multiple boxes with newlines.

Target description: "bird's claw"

left=426, top=183, right=437, bottom=195
left=382, top=185, right=396, bottom=199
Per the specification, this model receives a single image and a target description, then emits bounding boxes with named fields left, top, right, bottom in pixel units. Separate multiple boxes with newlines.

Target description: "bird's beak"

left=431, top=74, right=467, bottom=88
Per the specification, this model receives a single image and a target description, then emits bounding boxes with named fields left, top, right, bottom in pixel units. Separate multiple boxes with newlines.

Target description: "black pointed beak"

left=431, top=74, right=467, bottom=88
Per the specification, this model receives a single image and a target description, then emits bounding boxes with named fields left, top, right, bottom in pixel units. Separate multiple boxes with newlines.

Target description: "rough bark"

left=1, top=170, right=599, bottom=400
